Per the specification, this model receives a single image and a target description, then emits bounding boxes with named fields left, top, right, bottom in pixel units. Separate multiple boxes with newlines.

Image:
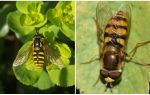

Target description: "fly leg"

left=128, top=41, right=150, bottom=60
left=125, top=41, right=150, bottom=65
left=80, top=55, right=100, bottom=64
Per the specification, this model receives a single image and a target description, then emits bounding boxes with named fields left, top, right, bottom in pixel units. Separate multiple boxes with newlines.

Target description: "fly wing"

left=44, top=44, right=64, bottom=69
left=96, top=2, right=113, bottom=52
left=13, top=42, right=32, bottom=67
left=96, top=2, right=113, bottom=32
left=96, top=2, right=131, bottom=49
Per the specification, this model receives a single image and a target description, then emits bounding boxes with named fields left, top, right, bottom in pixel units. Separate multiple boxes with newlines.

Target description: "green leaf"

left=16, top=2, right=31, bottom=14
left=16, top=1, right=43, bottom=14
left=47, top=65, right=75, bottom=87
left=33, top=70, right=54, bottom=90
left=55, top=42, right=71, bottom=65
left=0, top=4, right=15, bottom=37
left=20, top=12, right=47, bottom=27
left=60, top=22, right=74, bottom=42
left=47, top=1, right=75, bottom=41
left=27, top=2, right=44, bottom=13
left=13, top=41, right=43, bottom=85
left=17, top=1, right=47, bottom=28
left=76, top=1, right=150, bottom=94
left=7, top=11, right=35, bottom=42
left=39, top=24, right=59, bottom=43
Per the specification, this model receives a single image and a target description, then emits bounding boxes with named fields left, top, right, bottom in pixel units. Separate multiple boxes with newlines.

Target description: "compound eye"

left=100, top=69, right=109, bottom=78
left=109, top=71, right=121, bottom=79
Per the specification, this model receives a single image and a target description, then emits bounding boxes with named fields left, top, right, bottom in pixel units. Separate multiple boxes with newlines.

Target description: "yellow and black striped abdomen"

left=33, top=34, right=45, bottom=68
left=104, top=11, right=128, bottom=47
left=33, top=47, right=44, bottom=68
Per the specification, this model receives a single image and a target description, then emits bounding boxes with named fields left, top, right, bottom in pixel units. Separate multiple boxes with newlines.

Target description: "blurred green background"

left=0, top=1, right=74, bottom=94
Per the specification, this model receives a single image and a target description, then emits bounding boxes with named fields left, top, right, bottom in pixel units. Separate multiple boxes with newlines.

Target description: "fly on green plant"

left=13, top=31, right=65, bottom=70
left=12, top=30, right=72, bottom=89
left=9, top=1, right=74, bottom=90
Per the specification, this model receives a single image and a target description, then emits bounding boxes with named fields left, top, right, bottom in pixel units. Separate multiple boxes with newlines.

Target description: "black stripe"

left=106, top=24, right=127, bottom=31
left=104, top=32, right=127, bottom=40
left=34, top=58, right=44, bottom=61
left=106, top=41, right=123, bottom=47
left=104, top=33, right=126, bottom=47
left=112, top=16, right=127, bottom=22
left=33, top=53, right=44, bottom=57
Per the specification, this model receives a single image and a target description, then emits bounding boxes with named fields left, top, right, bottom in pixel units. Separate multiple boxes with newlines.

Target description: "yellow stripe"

left=38, top=56, right=44, bottom=59
left=33, top=52, right=37, bottom=55
left=35, top=47, right=40, bottom=50
left=105, top=26, right=127, bottom=35
left=108, top=19, right=127, bottom=27
left=33, top=55, right=44, bottom=59
left=36, top=64, right=43, bottom=66
left=37, top=61, right=44, bottom=63
left=34, top=60, right=44, bottom=63
left=38, top=52, right=44, bottom=55
left=35, top=64, right=43, bottom=68
left=117, top=38, right=125, bottom=46
left=104, top=37, right=111, bottom=43
left=116, top=28, right=127, bottom=35
left=34, top=61, right=38, bottom=63
left=33, top=56, right=37, bottom=59
left=105, top=27, right=115, bottom=34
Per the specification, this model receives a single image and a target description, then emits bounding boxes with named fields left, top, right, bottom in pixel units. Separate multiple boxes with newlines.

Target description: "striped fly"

left=13, top=32, right=64, bottom=69
left=33, top=33, right=45, bottom=68
left=95, top=2, right=131, bottom=88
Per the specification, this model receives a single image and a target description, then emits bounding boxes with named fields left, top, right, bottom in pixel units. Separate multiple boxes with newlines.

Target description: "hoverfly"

left=13, top=31, right=64, bottom=69
left=81, top=2, right=150, bottom=91
left=94, top=2, right=131, bottom=89
left=95, top=2, right=150, bottom=90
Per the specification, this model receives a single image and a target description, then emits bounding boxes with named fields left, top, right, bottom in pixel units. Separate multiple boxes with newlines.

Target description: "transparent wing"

left=44, top=44, right=64, bottom=69
left=96, top=2, right=113, bottom=53
left=96, top=2, right=131, bottom=50
left=13, top=42, right=32, bottom=67
left=96, top=2, right=113, bottom=31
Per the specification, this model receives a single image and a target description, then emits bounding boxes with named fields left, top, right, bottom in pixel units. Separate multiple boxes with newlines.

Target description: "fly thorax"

left=103, top=45, right=121, bottom=70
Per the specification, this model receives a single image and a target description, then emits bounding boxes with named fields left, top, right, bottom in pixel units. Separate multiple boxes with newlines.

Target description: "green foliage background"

left=76, top=1, right=150, bottom=94
left=0, top=1, right=74, bottom=94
